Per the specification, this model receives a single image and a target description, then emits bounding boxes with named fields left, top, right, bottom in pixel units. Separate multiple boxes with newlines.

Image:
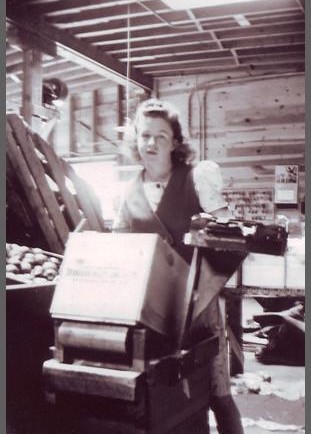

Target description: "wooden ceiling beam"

left=146, top=63, right=248, bottom=75
left=42, top=61, right=83, bottom=76
left=221, top=32, right=305, bottom=49
left=6, top=63, right=24, bottom=75
left=107, top=32, right=305, bottom=61
left=238, top=52, right=305, bottom=64
left=82, top=24, right=231, bottom=44
left=64, top=72, right=106, bottom=85
left=7, top=61, right=77, bottom=77
left=192, top=0, right=300, bottom=17
left=125, top=49, right=234, bottom=65
left=46, top=2, right=145, bottom=21
left=17, top=0, right=140, bottom=16
left=6, top=51, right=24, bottom=67
left=6, top=13, right=153, bottom=91
left=144, top=51, right=305, bottom=69
left=6, top=0, right=305, bottom=94
left=248, top=11, right=304, bottom=24
left=6, top=74, right=109, bottom=96
left=74, top=15, right=196, bottom=38
left=45, top=3, right=165, bottom=25
left=83, top=17, right=303, bottom=45
left=148, top=62, right=304, bottom=77
left=93, top=29, right=216, bottom=48
left=43, top=67, right=88, bottom=81
left=6, top=81, right=22, bottom=94
left=140, top=55, right=304, bottom=73
left=110, top=41, right=219, bottom=56
left=136, top=56, right=236, bottom=70
left=67, top=76, right=111, bottom=91
left=49, top=5, right=304, bottom=32
left=24, top=0, right=299, bottom=17
left=105, top=32, right=217, bottom=54
left=235, top=43, right=304, bottom=56
left=214, top=20, right=304, bottom=39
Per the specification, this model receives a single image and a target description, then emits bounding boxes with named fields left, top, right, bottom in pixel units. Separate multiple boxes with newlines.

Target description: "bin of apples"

left=6, top=243, right=63, bottom=284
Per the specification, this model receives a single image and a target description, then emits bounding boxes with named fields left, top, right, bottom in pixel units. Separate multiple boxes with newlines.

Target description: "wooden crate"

left=43, top=335, right=218, bottom=434
left=7, top=281, right=56, bottom=434
left=6, top=113, right=107, bottom=254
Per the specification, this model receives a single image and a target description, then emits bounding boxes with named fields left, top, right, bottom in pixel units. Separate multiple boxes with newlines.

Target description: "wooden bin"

left=6, top=113, right=107, bottom=254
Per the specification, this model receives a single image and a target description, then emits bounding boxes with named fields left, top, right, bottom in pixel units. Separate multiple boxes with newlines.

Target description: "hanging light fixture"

left=42, top=78, right=68, bottom=107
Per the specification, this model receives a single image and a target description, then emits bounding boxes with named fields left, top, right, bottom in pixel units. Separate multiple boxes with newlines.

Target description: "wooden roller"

left=58, top=322, right=129, bottom=354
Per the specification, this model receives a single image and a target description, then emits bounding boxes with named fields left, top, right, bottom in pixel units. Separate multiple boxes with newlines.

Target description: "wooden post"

left=69, top=95, right=76, bottom=156
left=91, top=89, right=98, bottom=153
left=20, top=48, right=43, bottom=132
left=226, top=290, right=244, bottom=376
left=117, top=85, right=124, bottom=165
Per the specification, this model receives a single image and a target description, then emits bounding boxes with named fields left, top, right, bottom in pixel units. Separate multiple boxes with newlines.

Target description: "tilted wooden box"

left=50, top=232, right=191, bottom=347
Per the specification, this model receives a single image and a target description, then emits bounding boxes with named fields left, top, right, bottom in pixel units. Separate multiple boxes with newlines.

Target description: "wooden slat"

left=6, top=156, right=35, bottom=230
left=6, top=10, right=153, bottom=91
left=6, top=155, right=50, bottom=249
left=7, top=114, right=70, bottom=247
left=43, top=359, right=142, bottom=401
left=33, top=133, right=82, bottom=229
left=61, top=159, right=105, bottom=232
left=6, top=120, right=63, bottom=253
left=227, top=142, right=305, bottom=158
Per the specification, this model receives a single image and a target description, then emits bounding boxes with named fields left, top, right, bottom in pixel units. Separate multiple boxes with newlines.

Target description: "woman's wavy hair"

left=121, top=98, right=195, bottom=165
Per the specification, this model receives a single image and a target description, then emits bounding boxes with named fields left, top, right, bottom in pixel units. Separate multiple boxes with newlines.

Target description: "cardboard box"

left=285, top=238, right=305, bottom=289
left=225, top=271, right=238, bottom=288
left=242, top=253, right=285, bottom=288
left=50, top=232, right=191, bottom=347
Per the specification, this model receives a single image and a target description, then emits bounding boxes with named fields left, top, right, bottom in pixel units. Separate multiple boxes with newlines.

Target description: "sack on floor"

left=254, top=304, right=305, bottom=366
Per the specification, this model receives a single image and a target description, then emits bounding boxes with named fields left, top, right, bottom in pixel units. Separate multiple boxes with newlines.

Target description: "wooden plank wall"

left=42, top=69, right=305, bottom=214
left=52, top=81, right=146, bottom=158
left=157, top=71, right=305, bottom=200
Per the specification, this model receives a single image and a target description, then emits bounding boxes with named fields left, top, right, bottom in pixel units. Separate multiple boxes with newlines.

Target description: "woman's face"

left=136, top=115, right=175, bottom=168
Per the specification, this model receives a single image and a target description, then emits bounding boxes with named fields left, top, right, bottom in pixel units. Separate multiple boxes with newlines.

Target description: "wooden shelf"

left=224, top=285, right=305, bottom=298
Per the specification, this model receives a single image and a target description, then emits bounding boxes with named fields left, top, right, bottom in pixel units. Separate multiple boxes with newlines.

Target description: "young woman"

left=113, top=98, right=244, bottom=434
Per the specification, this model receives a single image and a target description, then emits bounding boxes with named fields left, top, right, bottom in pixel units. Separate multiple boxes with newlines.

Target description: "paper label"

left=51, top=232, right=152, bottom=322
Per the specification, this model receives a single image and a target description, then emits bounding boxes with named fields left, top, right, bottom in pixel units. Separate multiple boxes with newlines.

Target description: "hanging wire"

left=113, top=4, right=131, bottom=134
left=125, top=3, right=131, bottom=123
left=135, top=0, right=197, bottom=30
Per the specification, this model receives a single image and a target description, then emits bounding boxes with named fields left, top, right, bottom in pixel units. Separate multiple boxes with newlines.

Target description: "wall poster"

left=274, top=165, right=299, bottom=204
left=222, top=189, right=274, bottom=221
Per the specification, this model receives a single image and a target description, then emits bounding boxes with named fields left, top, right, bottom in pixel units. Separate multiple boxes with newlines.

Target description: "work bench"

left=223, top=237, right=305, bottom=376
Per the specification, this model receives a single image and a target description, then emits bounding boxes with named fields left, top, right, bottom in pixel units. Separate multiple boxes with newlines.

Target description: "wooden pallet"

left=6, top=113, right=107, bottom=254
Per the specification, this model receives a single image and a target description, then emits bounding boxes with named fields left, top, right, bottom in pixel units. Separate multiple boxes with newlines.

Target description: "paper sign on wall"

left=274, top=165, right=298, bottom=204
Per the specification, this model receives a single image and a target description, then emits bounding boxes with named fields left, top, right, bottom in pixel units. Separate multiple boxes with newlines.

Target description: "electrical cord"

left=135, top=0, right=197, bottom=30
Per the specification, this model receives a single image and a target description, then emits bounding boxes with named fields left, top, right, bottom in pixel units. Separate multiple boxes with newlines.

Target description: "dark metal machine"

left=42, top=218, right=287, bottom=434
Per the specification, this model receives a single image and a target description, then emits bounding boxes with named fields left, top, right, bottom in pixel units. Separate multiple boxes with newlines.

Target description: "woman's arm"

left=193, top=160, right=232, bottom=218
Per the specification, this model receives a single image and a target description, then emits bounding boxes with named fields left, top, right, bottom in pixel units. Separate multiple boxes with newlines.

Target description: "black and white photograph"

left=5, top=1, right=306, bottom=433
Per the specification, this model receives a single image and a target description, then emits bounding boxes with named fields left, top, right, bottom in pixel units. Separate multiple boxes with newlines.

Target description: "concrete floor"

left=232, top=352, right=304, bottom=434
left=209, top=298, right=305, bottom=434
left=7, top=295, right=305, bottom=434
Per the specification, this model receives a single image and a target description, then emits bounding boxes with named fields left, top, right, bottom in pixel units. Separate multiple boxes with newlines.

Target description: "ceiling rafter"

left=6, top=0, right=305, bottom=99
left=110, top=40, right=219, bottom=56
left=81, top=18, right=303, bottom=45
left=17, top=0, right=143, bottom=16
left=6, top=12, right=153, bottom=91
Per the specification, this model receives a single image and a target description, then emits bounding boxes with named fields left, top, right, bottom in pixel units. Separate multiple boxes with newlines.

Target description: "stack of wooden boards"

left=6, top=113, right=107, bottom=254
